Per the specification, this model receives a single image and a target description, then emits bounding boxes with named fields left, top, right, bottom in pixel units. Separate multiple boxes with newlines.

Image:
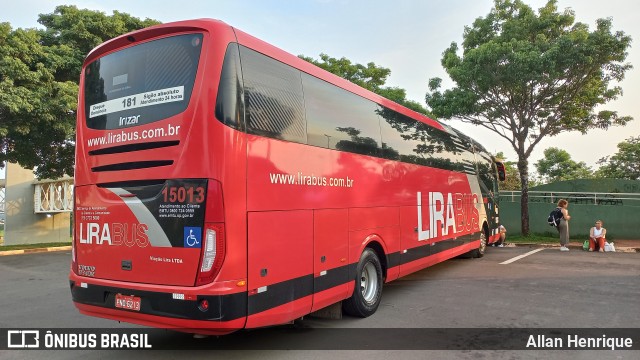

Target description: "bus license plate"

left=115, top=294, right=141, bottom=311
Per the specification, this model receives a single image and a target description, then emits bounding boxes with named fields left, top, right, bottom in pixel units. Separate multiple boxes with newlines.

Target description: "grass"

left=0, top=241, right=71, bottom=252
left=507, top=235, right=559, bottom=244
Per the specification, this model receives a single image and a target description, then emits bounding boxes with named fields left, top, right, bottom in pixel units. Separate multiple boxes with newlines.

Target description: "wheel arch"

left=363, top=240, right=387, bottom=281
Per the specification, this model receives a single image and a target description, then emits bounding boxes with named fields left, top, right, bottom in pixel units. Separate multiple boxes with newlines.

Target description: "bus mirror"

left=496, top=162, right=506, bottom=181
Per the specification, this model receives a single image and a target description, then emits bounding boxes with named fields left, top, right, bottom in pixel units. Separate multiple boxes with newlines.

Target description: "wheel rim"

left=360, top=262, right=378, bottom=304
left=479, top=232, right=487, bottom=254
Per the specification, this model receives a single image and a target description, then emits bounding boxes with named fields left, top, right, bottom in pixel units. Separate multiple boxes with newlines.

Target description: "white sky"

left=1, top=0, right=639, bottom=176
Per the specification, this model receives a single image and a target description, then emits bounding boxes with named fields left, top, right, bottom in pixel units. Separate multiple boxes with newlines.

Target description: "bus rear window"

left=84, top=33, right=203, bottom=130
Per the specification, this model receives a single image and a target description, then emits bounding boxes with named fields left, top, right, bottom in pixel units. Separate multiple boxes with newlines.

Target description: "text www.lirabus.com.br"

left=269, top=172, right=354, bottom=188
left=87, top=124, right=180, bottom=147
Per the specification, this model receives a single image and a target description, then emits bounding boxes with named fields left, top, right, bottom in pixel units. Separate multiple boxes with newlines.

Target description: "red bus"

left=70, top=19, right=505, bottom=334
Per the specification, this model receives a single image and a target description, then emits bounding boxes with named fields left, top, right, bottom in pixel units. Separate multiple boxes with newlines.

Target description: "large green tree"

left=595, top=136, right=640, bottom=180
left=0, top=23, right=77, bottom=178
left=425, top=0, right=632, bottom=234
left=0, top=6, right=159, bottom=179
left=535, top=147, right=593, bottom=183
left=300, top=53, right=429, bottom=115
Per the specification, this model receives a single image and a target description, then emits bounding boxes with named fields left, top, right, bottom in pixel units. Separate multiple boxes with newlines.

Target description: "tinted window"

left=476, top=150, right=498, bottom=196
left=84, top=33, right=203, bottom=130
left=302, top=73, right=380, bottom=156
left=215, top=43, right=245, bottom=130
left=378, top=107, right=418, bottom=161
left=240, top=46, right=306, bottom=143
left=451, top=131, right=478, bottom=175
left=379, top=107, right=469, bottom=171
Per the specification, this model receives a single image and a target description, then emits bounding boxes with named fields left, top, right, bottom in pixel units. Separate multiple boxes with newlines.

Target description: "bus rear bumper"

left=73, top=303, right=246, bottom=335
left=69, top=275, right=247, bottom=334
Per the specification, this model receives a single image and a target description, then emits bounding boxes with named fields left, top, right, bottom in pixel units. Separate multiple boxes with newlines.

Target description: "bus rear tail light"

left=201, top=228, right=217, bottom=272
left=196, top=223, right=225, bottom=286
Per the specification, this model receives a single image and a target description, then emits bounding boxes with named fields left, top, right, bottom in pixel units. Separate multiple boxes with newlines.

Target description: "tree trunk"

left=517, top=156, right=530, bottom=236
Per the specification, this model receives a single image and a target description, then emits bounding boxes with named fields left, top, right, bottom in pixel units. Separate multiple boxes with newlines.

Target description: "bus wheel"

left=473, top=231, right=487, bottom=258
left=343, top=248, right=383, bottom=317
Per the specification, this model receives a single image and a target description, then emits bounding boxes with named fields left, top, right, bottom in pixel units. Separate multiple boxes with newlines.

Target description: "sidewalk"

left=0, top=245, right=72, bottom=256
left=509, top=239, right=639, bottom=253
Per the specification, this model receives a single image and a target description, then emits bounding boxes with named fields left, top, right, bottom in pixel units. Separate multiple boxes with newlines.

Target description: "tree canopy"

left=425, top=0, right=632, bottom=234
left=535, top=147, right=593, bottom=183
left=299, top=53, right=429, bottom=115
left=0, top=22, right=78, bottom=178
left=38, top=5, right=159, bottom=83
left=595, top=136, right=640, bottom=180
left=0, top=6, right=159, bottom=179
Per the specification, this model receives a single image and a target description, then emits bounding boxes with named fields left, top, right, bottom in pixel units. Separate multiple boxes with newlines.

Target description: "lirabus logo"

left=416, top=191, right=479, bottom=241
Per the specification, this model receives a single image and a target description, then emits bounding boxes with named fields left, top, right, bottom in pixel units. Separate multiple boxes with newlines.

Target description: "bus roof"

left=87, top=18, right=446, bottom=133
left=232, top=25, right=445, bottom=132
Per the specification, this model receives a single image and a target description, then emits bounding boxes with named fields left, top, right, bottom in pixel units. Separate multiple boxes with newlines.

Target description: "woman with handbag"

left=557, top=199, right=571, bottom=251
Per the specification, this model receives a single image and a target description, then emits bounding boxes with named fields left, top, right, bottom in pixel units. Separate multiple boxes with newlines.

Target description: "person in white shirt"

left=589, top=220, right=607, bottom=252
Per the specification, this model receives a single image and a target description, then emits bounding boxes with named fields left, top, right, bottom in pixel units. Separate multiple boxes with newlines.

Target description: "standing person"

left=589, top=220, right=607, bottom=252
left=556, top=199, right=571, bottom=251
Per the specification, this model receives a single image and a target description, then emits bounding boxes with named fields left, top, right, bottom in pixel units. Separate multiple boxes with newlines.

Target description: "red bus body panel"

left=70, top=18, right=498, bottom=333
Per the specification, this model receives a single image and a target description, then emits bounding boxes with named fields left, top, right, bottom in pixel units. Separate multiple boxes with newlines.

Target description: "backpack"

left=547, top=208, right=563, bottom=227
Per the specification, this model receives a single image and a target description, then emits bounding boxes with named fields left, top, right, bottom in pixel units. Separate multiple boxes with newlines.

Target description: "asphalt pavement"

left=0, top=247, right=638, bottom=359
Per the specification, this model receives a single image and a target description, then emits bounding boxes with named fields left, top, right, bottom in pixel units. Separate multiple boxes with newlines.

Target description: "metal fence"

left=500, top=190, right=640, bottom=207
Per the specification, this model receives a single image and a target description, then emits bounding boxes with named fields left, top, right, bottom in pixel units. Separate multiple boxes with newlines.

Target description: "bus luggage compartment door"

left=246, top=210, right=313, bottom=328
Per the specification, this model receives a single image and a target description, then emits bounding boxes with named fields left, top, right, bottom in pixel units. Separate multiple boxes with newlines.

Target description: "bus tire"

left=343, top=248, right=384, bottom=318
left=460, top=230, right=487, bottom=259
left=472, top=230, right=487, bottom=258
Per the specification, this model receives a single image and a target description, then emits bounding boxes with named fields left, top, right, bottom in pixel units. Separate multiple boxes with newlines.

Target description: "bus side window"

left=239, top=46, right=307, bottom=144
left=449, top=132, right=476, bottom=175
left=379, top=108, right=469, bottom=172
left=378, top=107, right=423, bottom=162
left=301, top=73, right=381, bottom=157
left=215, top=43, right=245, bottom=131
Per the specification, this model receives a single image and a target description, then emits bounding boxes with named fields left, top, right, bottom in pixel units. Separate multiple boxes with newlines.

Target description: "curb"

left=0, top=246, right=72, bottom=256
left=508, top=243, right=638, bottom=253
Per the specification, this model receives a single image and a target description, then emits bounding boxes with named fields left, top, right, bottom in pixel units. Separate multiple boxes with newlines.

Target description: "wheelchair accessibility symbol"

left=183, top=227, right=202, bottom=248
